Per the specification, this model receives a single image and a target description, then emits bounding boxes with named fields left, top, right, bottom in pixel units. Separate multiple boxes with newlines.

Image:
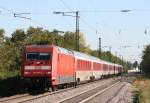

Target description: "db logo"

left=35, top=66, right=41, bottom=69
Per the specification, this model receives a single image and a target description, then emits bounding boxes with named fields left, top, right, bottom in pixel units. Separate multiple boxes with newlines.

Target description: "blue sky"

left=0, top=0, right=150, bottom=63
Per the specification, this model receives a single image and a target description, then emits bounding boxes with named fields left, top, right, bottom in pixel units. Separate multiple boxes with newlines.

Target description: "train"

left=21, top=45, right=124, bottom=91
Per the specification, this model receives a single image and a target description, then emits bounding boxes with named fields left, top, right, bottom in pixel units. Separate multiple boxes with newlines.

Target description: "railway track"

left=106, top=83, right=126, bottom=103
left=0, top=77, right=120, bottom=103
left=79, top=74, right=137, bottom=103
left=0, top=94, right=29, bottom=103
left=58, top=81, right=121, bottom=103
left=0, top=86, right=75, bottom=103
left=79, top=82, right=126, bottom=103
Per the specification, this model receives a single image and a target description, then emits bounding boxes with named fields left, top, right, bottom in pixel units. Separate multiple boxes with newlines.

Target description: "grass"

left=133, top=76, right=150, bottom=103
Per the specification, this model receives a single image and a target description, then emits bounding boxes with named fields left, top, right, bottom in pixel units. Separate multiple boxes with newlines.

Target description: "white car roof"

left=57, top=46, right=122, bottom=67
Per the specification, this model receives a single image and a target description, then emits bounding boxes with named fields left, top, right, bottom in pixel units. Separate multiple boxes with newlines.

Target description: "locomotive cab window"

left=26, top=52, right=51, bottom=60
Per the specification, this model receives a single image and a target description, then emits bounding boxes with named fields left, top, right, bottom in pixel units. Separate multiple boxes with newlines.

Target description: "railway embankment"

left=133, top=76, right=150, bottom=103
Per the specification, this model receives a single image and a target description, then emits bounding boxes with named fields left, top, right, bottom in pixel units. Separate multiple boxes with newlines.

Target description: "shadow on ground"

left=0, top=76, right=27, bottom=97
left=0, top=76, right=50, bottom=98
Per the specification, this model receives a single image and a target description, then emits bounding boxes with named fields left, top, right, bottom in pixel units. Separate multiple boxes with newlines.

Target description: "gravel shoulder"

left=85, top=82, right=134, bottom=103
left=82, top=76, right=137, bottom=103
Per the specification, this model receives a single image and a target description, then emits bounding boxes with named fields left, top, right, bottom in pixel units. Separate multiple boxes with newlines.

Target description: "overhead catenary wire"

left=80, top=17, right=97, bottom=32
left=56, top=0, right=131, bottom=58
left=0, top=6, right=14, bottom=14
left=53, top=0, right=75, bottom=28
left=58, top=0, right=98, bottom=33
left=0, top=6, right=76, bottom=29
left=59, top=0, right=73, bottom=12
left=0, top=5, right=53, bottom=29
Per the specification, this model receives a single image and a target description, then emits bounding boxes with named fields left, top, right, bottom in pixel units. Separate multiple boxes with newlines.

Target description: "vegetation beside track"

left=133, top=76, right=150, bottom=103
left=0, top=69, right=20, bottom=80
left=140, top=45, right=150, bottom=75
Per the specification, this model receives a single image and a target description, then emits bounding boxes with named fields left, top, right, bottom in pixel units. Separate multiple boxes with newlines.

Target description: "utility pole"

left=99, top=37, right=101, bottom=58
left=53, top=11, right=80, bottom=51
left=119, top=55, right=122, bottom=65
left=102, top=46, right=112, bottom=61
left=76, top=11, right=79, bottom=51
left=109, top=46, right=112, bottom=62
left=121, top=56, right=124, bottom=65
left=115, top=51, right=118, bottom=63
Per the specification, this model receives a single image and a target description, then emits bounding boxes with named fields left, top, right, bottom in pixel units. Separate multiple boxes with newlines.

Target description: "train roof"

left=25, top=45, right=53, bottom=48
left=25, top=45, right=123, bottom=67
left=58, top=46, right=122, bottom=67
left=58, top=46, right=101, bottom=61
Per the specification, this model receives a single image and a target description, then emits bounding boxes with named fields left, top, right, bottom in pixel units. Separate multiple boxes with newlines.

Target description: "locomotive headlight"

left=52, top=77, right=56, bottom=81
left=47, top=72, right=51, bottom=74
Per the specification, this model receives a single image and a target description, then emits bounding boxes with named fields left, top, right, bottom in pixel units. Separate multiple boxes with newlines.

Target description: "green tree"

left=11, top=29, right=26, bottom=43
left=0, top=29, right=5, bottom=45
left=63, top=31, right=76, bottom=50
left=0, top=29, right=20, bottom=79
left=26, top=27, right=63, bottom=45
left=63, top=31, right=90, bottom=52
left=49, top=30, right=63, bottom=46
left=140, top=45, right=150, bottom=74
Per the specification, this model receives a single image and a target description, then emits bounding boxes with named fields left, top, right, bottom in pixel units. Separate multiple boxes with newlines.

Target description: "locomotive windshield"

left=26, top=52, right=51, bottom=60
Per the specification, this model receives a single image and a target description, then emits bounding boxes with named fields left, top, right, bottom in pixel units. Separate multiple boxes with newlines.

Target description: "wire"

left=59, top=0, right=73, bottom=11
left=80, top=17, right=97, bottom=31
left=0, top=5, right=53, bottom=29
left=80, top=10, right=124, bottom=13
left=58, top=0, right=98, bottom=33
left=0, top=6, right=14, bottom=14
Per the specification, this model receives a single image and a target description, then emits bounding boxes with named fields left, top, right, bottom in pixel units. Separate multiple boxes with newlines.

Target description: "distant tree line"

left=0, top=27, right=131, bottom=79
left=140, top=45, right=150, bottom=75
